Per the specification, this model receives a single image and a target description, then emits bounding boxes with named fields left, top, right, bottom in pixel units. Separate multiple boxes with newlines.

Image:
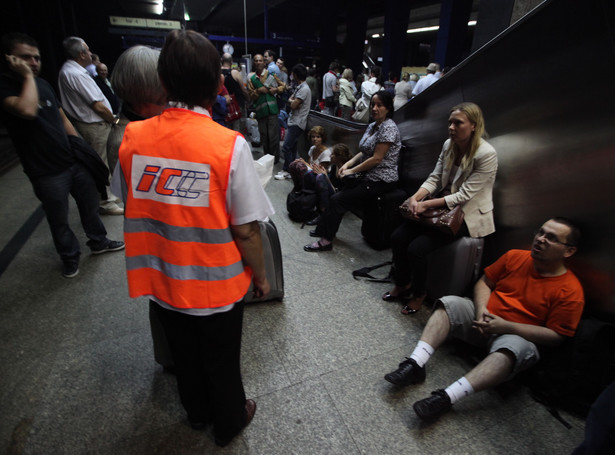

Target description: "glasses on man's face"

left=534, top=228, right=572, bottom=246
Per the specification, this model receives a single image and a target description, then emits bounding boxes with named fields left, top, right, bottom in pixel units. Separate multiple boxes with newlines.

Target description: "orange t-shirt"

left=484, top=250, right=584, bottom=337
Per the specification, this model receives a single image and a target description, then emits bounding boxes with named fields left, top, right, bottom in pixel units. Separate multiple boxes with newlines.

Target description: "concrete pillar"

left=434, top=0, right=473, bottom=67
left=320, top=0, right=340, bottom=70
left=382, top=0, right=412, bottom=80
left=346, top=0, right=369, bottom=76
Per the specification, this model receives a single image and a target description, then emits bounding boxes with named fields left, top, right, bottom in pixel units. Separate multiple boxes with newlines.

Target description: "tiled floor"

left=0, top=150, right=586, bottom=454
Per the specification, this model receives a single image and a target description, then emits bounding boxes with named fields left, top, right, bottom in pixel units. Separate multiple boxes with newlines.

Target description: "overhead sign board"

left=110, top=16, right=181, bottom=30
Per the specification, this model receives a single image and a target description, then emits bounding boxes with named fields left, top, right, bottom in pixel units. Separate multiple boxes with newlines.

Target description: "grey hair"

left=342, top=68, right=353, bottom=80
left=62, top=36, right=87, bottom=60
left=111, top=45, right=166, bottom=108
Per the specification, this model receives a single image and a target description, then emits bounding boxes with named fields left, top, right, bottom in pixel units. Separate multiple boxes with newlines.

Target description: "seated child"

left=303, top=143, right=352, bottom=225
left=289, top=126, right=331, bottom=190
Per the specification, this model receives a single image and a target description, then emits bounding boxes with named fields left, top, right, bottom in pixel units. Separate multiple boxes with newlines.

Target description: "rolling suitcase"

left=244, top=219, right=284, bottom=303
left=425, top=236, right=484, bottom=301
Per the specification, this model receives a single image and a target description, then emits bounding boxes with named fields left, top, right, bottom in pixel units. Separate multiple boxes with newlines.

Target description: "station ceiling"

left=114, top=0, right=474, bottom=38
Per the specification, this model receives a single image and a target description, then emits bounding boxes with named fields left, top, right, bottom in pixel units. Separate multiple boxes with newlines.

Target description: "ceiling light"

left=406, top=25, right=439, bottom=34
left=153, top=1, right=164, bottom=15
left=406, top=21, right=477, bottom=34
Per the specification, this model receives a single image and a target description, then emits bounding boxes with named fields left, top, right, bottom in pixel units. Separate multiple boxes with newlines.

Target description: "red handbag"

left=225, top=94, right=242, bottom=123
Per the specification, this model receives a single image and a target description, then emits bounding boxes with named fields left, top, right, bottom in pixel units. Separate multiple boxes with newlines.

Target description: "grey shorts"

left=437, top=295, right=541, bottom=377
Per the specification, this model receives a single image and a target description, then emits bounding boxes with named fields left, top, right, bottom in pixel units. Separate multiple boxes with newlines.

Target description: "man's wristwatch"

left=111, top=116, right=120, bottom=126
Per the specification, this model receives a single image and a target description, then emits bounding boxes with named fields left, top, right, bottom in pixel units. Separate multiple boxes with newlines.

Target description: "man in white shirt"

left=412, top=63, right=440, bottom=97
left=58, top=36, right=122, bottom=215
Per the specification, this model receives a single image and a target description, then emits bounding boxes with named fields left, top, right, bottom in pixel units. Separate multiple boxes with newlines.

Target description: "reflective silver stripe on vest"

left=124, top=217, right=233, bottom=244
left=126, top=255, right=245, bottom=281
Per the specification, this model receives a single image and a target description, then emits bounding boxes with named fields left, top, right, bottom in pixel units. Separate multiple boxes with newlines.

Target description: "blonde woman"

left=384, top=102, right=497, bottom=314
left=339, top=68, right=356, bottom=120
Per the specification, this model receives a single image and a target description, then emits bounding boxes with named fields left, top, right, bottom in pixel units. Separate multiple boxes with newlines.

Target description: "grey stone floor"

left=0, top=153, right=586, bottom=454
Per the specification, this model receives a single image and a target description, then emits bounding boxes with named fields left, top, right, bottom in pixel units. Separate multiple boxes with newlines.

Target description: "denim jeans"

left=281, top=125, right=303, bottom=172
left=31, top=163, right=108, bottom=264
left=303, top=171, right=335, bottom=212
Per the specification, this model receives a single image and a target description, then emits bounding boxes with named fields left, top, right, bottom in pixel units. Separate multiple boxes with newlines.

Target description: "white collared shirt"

left=58, top=59, right=112, bottom=123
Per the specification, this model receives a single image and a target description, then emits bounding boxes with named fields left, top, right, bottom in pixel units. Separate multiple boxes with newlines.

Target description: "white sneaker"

left=274, top=171, right=291, bottom=180
left=99, top=200, right=124, bottom=216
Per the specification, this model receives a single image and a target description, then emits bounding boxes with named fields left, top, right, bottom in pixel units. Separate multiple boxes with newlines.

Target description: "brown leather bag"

left=400, top=197, right=464, bottom=236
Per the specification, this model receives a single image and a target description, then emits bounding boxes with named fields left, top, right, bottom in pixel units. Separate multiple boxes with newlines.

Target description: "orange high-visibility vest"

left=118, top=108, right=252, bottom=309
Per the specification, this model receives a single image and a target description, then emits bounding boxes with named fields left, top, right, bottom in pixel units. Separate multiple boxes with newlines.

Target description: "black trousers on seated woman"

left=391, top=220, right=469, bottom=297
left=314, top=179, right=397, bottom=241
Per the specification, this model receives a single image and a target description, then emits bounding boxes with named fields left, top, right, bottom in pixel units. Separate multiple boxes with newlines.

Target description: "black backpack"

left=527, top=317, right=615, bottom=426
left=286, top=189, right=317, bottom=222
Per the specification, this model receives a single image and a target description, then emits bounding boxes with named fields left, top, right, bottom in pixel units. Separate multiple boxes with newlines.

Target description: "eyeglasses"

left=534, top=228, right=573, bottom=247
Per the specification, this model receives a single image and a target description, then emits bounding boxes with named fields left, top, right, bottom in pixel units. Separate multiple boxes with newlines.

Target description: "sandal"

left=401, top=294, right=426, bottom=315
left=382, top=288, right=412, bottom=302
left=401, top=305, right=418, bottom=314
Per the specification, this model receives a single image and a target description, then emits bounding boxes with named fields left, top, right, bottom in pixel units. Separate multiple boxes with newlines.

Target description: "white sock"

left=444, top=377, right=475, bottom=404
left=409, top=340, right=434, bottom=368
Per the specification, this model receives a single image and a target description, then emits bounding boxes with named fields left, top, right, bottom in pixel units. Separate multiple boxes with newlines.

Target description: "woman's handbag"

left=401, top=198, right=465, bottom=236
left=225, top=94, right=242, bottom=123
left=352, top=97, right=370, bottom=123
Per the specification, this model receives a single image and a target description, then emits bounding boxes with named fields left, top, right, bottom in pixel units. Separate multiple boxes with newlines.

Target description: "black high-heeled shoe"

left=305, top=215, right=321, bottom=226
left=401, top=294, right=426, bottom=315
left=382, top=288, right=412, bottom=302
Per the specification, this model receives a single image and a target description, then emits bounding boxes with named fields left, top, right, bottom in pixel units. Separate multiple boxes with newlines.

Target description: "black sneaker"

left=62, top=261, right=79, bottom=278
left=384, top=357, right=426, bottom=386
left=413, top=389, right=452, bottom=421
left=305, top=215, right=321, bottom=226
left=91, top=240, right=125, bottom=255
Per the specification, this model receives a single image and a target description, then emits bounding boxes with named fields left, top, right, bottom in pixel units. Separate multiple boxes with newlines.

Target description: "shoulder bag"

left=352, top=97, right=370, bottom=123
left=225, top=94, right=242, bottom=123
left=400, top=196, right=464, bottom=236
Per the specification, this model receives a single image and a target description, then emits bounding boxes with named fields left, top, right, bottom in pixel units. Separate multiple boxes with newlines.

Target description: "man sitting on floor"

left=384, top=217, right=584, bottom=421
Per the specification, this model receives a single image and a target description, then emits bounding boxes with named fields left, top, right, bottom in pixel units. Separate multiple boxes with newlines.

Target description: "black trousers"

left=314, top=179, right=397, bottom=241
left=153, top=301, right=247, bottom=442
left=390, top=220, right=468, bottom=295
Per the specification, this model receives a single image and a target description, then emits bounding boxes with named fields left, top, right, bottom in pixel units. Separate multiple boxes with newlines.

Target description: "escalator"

left=308, top=0, right=615, bottom=311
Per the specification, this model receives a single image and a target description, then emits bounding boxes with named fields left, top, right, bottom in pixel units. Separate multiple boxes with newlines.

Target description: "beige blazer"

left=420, top=138, right=498, bottom=238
